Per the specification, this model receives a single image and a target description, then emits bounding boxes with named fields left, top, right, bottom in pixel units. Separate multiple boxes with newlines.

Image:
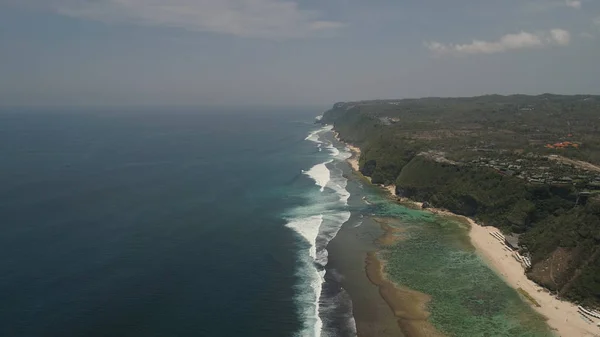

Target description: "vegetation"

left=322, top=94, right=600, bottom=307
left=517, top=288, right=541, bottom=307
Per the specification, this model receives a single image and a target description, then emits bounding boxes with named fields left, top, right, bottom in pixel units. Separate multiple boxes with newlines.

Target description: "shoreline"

left=365, top=251, right=445, bottom=337
left=468, top=220, right=599, bottom=337
left=339, top=136, right=600, bottom=337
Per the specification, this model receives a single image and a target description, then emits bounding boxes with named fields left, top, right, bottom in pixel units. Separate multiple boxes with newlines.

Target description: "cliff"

left=322, top=97, right=600, bottom=307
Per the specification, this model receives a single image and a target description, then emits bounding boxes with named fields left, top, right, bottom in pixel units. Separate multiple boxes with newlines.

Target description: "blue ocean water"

left=0, top=108, right=352, bottom=337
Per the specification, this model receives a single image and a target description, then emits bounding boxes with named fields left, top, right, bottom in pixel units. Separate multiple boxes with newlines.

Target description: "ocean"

left=0, top=108, right=354, bottom=337
left=0, top=107, right=552, bottom=337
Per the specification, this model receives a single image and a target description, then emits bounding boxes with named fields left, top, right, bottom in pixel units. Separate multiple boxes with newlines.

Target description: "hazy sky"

left=1, top=0, right=600, bottom=106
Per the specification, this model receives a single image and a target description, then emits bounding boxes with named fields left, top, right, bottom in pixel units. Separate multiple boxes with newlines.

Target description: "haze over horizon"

left=2, top=0, right=600, bottom=106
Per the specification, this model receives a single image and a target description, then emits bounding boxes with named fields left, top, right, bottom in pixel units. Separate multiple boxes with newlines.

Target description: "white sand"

left=469, top=221, right=600, bottom=337
left=333, top=132, right=362, bottom=173
left=338, top=138, right=600, bottom=336
left=384, top=185, right=396, bottom=196
left=346, top=144, right=361, bottom=172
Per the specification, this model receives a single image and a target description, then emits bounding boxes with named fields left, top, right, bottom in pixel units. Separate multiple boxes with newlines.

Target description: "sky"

left=1, top=0, right=600, bottom=106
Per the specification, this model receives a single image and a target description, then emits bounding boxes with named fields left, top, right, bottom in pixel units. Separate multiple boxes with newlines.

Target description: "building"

left=505, top=234, right=520, bottom=251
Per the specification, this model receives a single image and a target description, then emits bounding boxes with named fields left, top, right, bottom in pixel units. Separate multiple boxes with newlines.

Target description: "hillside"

left=322, top=94, right=600, bottom=307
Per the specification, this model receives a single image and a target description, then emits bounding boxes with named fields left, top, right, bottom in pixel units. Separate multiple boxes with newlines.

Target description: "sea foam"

left=304, top=160, right=333, bottom=192
left=286, top=125, right=354, bottom=337
left=325, top=143, right=340, bottom=157
left=286, top=215, right=323, bottom=260
left=327, top=165, right=350, bottom=206
left=285, top=215, right=325, bottom=337
left=305, top=125, right=332, bottom=142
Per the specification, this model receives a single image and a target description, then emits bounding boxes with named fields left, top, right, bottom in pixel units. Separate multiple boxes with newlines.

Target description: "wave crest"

left=285, top=126, right=354, bottom=337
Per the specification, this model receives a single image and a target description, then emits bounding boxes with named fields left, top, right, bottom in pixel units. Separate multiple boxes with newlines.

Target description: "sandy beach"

left=342, top=140, right=600, bottom=337
left=469, top=221, right=600, bottom=337
left=391, top=186, right=600, bottom=336
left=346, top=145, right=361, bottom=172
left=335, top=132, right=361, bottom=172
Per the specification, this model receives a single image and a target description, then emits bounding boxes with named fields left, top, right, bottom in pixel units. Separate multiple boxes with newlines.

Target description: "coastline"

left=468, top=221, right=599, bottom=337
left=365, top=250, right=445, bottom=337
left=340, top=135, right=445, bottom=336
left=345, top=143, right=361, bottom=173
left=340, top=137, right=600, bottom=337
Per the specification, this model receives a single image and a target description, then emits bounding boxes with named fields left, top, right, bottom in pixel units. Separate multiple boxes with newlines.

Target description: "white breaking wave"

left=325, top=143, right=339, bottom=157
left=326, top=164, right=350, bottom=206
left=305, top=125, right=332, bottom=143
left=287, top=209, right=351, bottom=337
left=286, top=215, right=325, bottom=337
left=336, top=148, right=352, bottom=161
left=315, top=211, right=351, bottom=267
left=304, top=160, right=333, bottom=192
left=286, top=126, right=355, bottom=337
left=286, top=212, right=327, bottom=337
left=305, top=130, right=322, bottom=144
left=286, top=215, right=323, bottom=260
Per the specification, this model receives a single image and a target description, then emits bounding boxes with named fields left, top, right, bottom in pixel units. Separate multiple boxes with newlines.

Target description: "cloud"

left=425, top=29, right=571, bottom=56
left=549, top=28, right=571, bottom=45
left=523, top=0, right=582, bottom=12
left=29, top=0, right=343, bottom=39
left=594, top=16, right=600, bottom=26
left=564, top=0, right=581, bottom=9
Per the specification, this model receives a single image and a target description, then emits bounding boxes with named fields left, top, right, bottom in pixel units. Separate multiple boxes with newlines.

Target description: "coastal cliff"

left=321, top=96, right=600, bottom=307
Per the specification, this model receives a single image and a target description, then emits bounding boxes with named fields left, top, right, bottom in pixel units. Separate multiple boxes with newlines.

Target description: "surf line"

left=286, top=125, right=353, bottom=337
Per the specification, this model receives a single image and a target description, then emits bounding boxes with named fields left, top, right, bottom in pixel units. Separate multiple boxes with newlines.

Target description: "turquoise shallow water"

left=362, top=190, right=553, bottom=337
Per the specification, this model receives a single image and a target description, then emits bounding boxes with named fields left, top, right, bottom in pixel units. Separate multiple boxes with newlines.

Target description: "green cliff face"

left=322, top=96, right=600, bottom=307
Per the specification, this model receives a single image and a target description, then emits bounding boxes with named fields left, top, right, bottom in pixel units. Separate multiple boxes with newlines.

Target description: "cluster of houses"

left=469, top=156, right=600, bottom=190
left=378, top=116, right=400, bottom=125
left=489, top=231, right=532, bottom=269
left=545, top=141, right=581, bottom=149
